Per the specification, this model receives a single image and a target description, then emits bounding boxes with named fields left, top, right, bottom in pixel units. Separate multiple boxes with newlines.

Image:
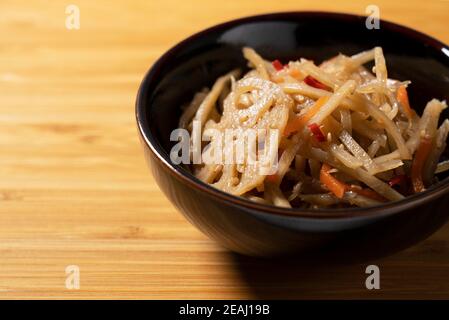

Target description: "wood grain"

left=1, top=0, right=449, bottom=299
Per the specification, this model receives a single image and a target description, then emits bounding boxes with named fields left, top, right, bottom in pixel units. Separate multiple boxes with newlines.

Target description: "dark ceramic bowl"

left=136, top=12, right=449, bottom=258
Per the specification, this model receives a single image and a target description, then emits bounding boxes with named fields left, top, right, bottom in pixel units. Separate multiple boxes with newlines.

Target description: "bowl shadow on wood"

left=226, top=210, right=449, bottom=299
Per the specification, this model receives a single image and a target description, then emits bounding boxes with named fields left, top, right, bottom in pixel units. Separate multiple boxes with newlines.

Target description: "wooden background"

left=1, top=0, right=449, bottom=299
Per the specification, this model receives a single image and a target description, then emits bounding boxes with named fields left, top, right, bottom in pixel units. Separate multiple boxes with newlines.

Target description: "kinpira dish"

left=179, top=47, right=449, bottom=208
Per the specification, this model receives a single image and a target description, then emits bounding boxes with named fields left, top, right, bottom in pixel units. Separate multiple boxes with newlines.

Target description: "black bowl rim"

left=136, top=11, right=449, bottom=219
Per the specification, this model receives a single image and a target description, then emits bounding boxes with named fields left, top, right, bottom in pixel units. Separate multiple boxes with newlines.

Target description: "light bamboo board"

left=1, top=0, right=449, bottom=299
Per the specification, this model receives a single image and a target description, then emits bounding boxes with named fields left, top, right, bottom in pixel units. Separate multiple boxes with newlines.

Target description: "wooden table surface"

left=1, top=0, right=449, bottom=299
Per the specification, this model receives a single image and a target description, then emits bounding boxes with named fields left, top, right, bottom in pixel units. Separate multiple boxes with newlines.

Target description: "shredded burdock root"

left=179, top=47, right=449, bottom=209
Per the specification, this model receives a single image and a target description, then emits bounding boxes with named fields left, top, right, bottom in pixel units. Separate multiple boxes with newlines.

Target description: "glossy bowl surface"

left=136, top=12, right=449, bottom=257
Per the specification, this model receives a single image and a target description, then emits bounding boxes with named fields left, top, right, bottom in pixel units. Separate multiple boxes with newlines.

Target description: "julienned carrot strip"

left=320, top=164, right=387, bottom=201
left=347, top=186, right=387, bottom=202
left=289, top=68, right=302, bottom=79
left=284, top=96, right=329, bottom=136
left=411, top=135, right=433, bottom=193
left=319, top=163, right=347, bottom=199
left=397, top=85, right=414, bottom=120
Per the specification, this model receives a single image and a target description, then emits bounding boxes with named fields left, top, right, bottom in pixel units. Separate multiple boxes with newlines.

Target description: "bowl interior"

left=138, top=12, right=449, bottom=205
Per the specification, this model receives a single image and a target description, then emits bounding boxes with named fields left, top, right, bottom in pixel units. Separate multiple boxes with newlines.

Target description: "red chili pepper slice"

left=265, top=173, right=279, bottom=184
left=304, top=75, right=330, bottom=90
left=307, top=123, right=326, bottom=142
left=272, top=59, right=284, bottom=71
left=388, top=174, right=409, bottom=195
left=388, top=175, right=407, bottom=187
